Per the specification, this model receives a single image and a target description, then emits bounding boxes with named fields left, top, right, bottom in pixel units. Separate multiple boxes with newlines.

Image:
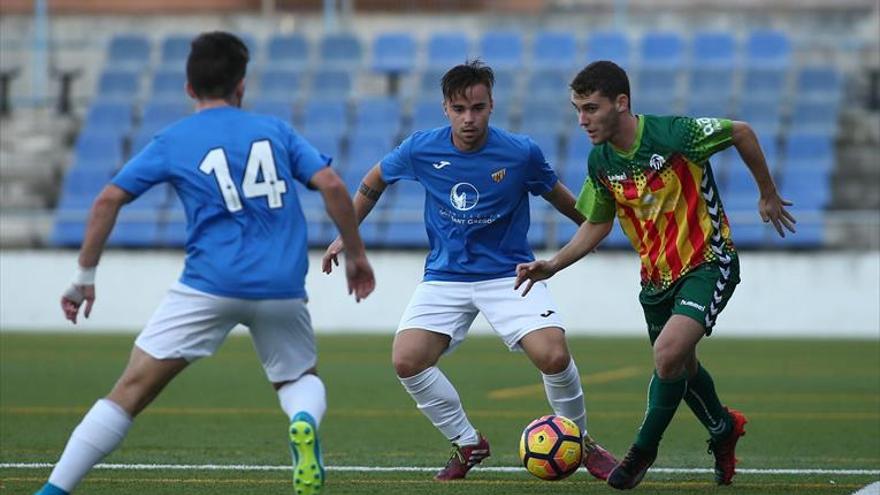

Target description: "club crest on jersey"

left=491, top=168, right=507, bottom=183
left=450, top=182, right=479, bottom=211
left=649, top=154, right=666, bottom=170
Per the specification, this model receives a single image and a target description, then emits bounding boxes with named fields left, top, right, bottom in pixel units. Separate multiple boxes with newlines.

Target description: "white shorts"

left=135, top=282, right=316, bottom=383
left=397, top=277, right=565, bottom=352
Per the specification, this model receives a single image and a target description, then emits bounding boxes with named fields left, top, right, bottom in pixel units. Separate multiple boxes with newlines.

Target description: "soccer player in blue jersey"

left=35, top=32, right=374, bottom=495
left=322, top=60, right=617, bottom=481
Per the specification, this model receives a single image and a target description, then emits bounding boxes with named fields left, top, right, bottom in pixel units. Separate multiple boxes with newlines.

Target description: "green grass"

left=1, top=333, right=878, bottom=494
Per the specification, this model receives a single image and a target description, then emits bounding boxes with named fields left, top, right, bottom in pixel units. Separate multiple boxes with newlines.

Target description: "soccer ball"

left=519, top=415, right=583, bottom=481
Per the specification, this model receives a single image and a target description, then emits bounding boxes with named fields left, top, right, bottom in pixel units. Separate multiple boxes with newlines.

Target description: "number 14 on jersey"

left=199, top=139, right=288, bottom=212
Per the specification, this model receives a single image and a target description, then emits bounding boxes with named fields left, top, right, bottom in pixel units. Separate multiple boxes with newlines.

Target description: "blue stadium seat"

left=489, top=98, right=513, bottom=130
left=684, top=97, right=731, bottom=119
left=634, top=96, right=675, bottom=116
left=267, top=33, right=310, bottom=70
left=371, top=32, right=417, bottom=74
left=247, top=97, right=295, bottom=123
left=107, top=208, right=161, bottom=247
left=411, top=97, right=447, bottom=131
left=788, top=100, right=840, bottom=135
left=309, top=69, right=352, bottom=99
left=783, top=131, right=834, bottom=171
left=636, top=67, right=680, bottom=99
left=318, top=32, right=363, bottom=69
left=140, top=100, right=190, bottom=135
left=795, top=66, right=843, bottom=102
left=415, top=68, right=445, bottom=97
left=149, top=69, right=187, bottom=102
left=106, top=34, right=151, bottom=70
left=586, top=30, right=631, bottom=68
left=257, top=69, right=302, bottom=101
left=767, top=213, right=824, bottom=248
left=159, top=35, right=193, bottom=69
left=384, top=201, right=428, bottom=249
left=742, top=67, right=788, bottom=101
left=531, top=31, right=578, bottom=72
left=564, top=129, right=592, bottom=173
left=300, top=98, right=348, bottom=138
left=727, top=218, right=770, bottom=249
left=640, top=32, right=685, bottom=70
left=73, top=130, right=125, bottom=169
left=778, top=168, right=831, bottom=210
left=299, top=132, right=342, bottom=167
left=96, top=70, right=140, bottom=100
left=561, top=157, right=588, bottom=192
left=528, top=196, right=549, bottom=250
left=159, top=215, right=187, bottom=248
left=692, top=31, right=736, bottom=69
left=129, top=127, right=155, bottom=157
left=478, top=31, right=523, bottom=71
left=525, top=69, right=570, bottom=101
left=352, top=96, right=402, bottom=138
left=745, top=29, right=792, bottom=70
left=519, top=99, right=568, bottom=134
left=426, top=33, right=470, bottom=70
left=492, top=69, right=518, bottom=102
left=50, top=214, right=88, bottom=247
left=83, top=101, right=133, bottom=134
left=737, top=98, right=783, bottom=138
left=57, top=166, right=115, bottom=208
left=345, top=132, right=393, bottom=187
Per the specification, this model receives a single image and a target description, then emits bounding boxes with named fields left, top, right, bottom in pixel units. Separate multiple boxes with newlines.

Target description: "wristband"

left=73, top=266, right=97, bottom=286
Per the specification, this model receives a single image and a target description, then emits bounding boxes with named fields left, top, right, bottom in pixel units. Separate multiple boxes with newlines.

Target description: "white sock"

left=399, top=366, right=479, bottom=446
left=47, top=399, right=132, bottom=492
left=542, top=358, right=588, bottom=436
left=277, top=374, right=327, bottom=426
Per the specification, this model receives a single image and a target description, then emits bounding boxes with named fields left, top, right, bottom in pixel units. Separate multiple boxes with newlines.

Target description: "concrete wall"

left=2, top=250, right=878, bottom=338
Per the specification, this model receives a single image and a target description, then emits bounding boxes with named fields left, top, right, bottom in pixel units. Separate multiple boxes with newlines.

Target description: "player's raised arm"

left=514, top=220, right=613, bottom=296
left=310, top=167, right=376, bottom=302
left=61, top=184, right=131, bottom=324
left=542, top=180, right=586, bottom=226
left=321, top=163, right=386, bottom=274
left=731, top=120, right=797, bottom=237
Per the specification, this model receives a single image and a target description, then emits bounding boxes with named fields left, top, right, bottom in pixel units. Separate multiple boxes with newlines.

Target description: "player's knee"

left=537, top=349, right=571, bottom=375
left=392, top=353, right=431, bottom=378
left=653, top=347, right=686, bottom=379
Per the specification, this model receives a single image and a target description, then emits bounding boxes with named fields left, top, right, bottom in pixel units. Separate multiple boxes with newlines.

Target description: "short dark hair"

left=570, top=60, right=630, bottom=104
left=441, top=59, right=494, bottom=101
left=186, top=31, right=249, bottom=100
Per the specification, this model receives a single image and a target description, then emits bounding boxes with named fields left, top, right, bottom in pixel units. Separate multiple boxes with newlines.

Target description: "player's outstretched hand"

left=345, top=254, right=375, bottom=303
left=60, top=284, right=95, bottom=324
left=759, top=191, right=797, bottom=237
left=514, top=260, right=556, bottom=297
left=322, top=237, right=344, bottom=274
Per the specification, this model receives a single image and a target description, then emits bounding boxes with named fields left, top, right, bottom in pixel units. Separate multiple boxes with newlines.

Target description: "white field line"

left=1, top=463, right=878, bottom=476
left=851, top=481, right=880, bottom=495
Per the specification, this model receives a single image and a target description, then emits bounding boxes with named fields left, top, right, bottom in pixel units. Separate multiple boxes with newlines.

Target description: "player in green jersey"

left=514, top=61, right=796, bottom=490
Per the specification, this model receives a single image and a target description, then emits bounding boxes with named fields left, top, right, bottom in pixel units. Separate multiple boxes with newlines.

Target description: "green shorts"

left=640, top=255, right=740, bottom=344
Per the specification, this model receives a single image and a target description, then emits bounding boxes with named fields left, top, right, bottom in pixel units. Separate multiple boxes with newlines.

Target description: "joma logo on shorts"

left=679, top=300, right=706, bottom=311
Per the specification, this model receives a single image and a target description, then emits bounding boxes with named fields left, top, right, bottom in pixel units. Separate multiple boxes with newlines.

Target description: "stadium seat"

left=684, top=97, right=731, bottom=119
left=345, top=132, right=393, bottom=188
left=410, top=97, right=448, bottom=131
left=140, top=100, right=191, bottom=135
left=384, top=201, right=428, bottom=249
left=586, top=30, right=631, bottom=68
left=159, top=35, right=194, bottom=69
left=519, top=99, right=568, bottom=135
left=426, top=32, right=470, bottom=70
left=564, top=128, right=592, bottom=173
left=478, top=31, right=523, bottom=71
left=745, top=29, right=792, bottom=70
left=783, top=131, right=835, bottom=171
left=525, top=69, right=570, bottom=101
left=795, top=66, right=843, bottom=102
left=788, top=99, right=841, bottom=135
left=318, top=32, right=363, bottom=69
left=742, top=67, right=788, bottom=102
left=50, top=215, right=88, bottom=247
left=107, top=208, right=162, bottom=247
left=73, top=130, right=125, bottom=169
left=149, top=69, right=187, bottom=102
left=727, top=218, right=769, bottom=248
left=640, top=31, right=685, bottom=70
left=492, top=69, right=518, bottom=102
left=267, top=33, right=310, bottom=71
left=257, top=69, right=303, bottom=101
left=309, top=69, right=352, bottom=99
left=415, top=68, right=445, bottom=97
left=83, top=100, right=133, bottom=134
left=531, top=31, right=578, bottom=72
left=300, top=98, right=348, bottom=138
left=96, top=70, right=141, bottom=100
left=523, top=131, right=561, bottom=166
left=634, top=96, right=675, bottom=116
left=737, top=98, right=783, bottom=138
left=352, top=96, right=402, bottom=138
left=299, top=131, right=342, bottom=167
left=692, top=31, right=736, bottom=69
left=371, top=32, right=417, bottom=74
left=247, top=97, right=295, bottom=123
left=779, top=168, right=831, bottom=210
left=106, top=34, right=151, bottom=70
left=129, top=127, right=155, bottom=157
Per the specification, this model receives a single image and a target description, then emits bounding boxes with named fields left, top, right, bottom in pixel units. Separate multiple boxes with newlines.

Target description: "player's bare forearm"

left=548, top=220, right=613, bottom=273
left=731, top=121, right=779, bottom=198
left=315, top=172, right=367, bottom=258
left=78, top=185, right=129, bottom=268
left=353, top=164, right=387, bottom=223
left=543, top=181, right=586, bottom=226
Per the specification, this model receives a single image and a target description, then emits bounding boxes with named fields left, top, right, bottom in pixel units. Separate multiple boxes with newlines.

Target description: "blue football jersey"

left=381, top=126, right=557, bottom=282
left=112, top=106, right=330, bottom=299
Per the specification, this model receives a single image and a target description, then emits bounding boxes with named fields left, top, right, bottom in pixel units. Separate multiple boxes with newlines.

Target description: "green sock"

left=683, top=364, right=732, bottom=440
left=634, top=371, right=687, bottom=453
